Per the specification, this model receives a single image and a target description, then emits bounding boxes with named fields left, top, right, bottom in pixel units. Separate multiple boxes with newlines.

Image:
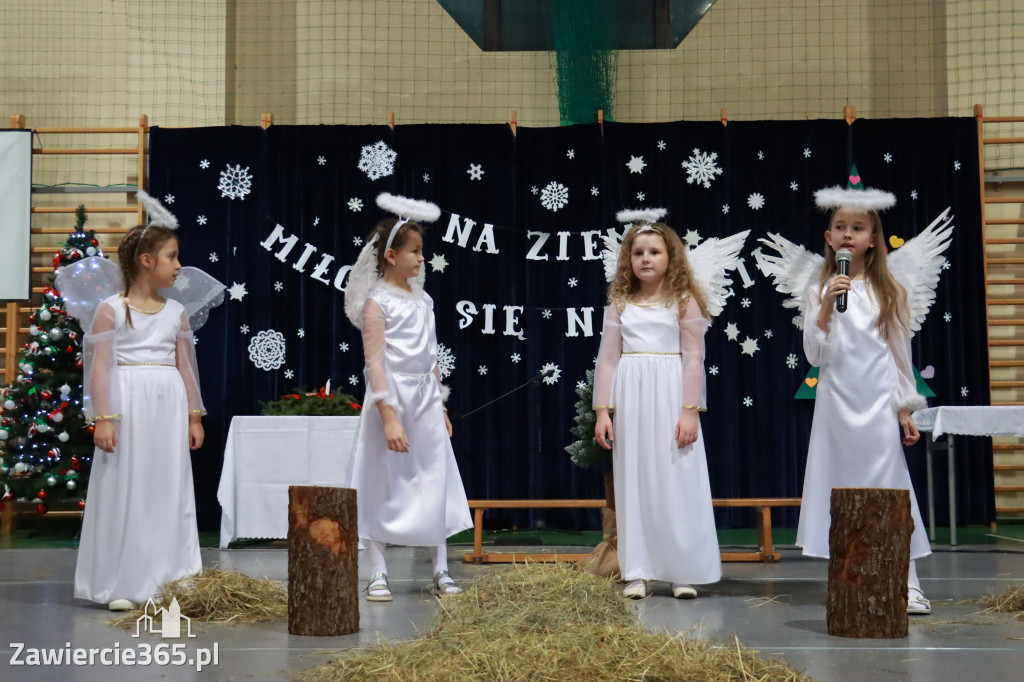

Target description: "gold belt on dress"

left=621, top=351, right=681, bottom=356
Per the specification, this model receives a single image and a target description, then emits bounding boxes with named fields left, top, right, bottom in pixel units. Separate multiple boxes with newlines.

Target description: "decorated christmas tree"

left=0, top=206, right=104, bottom=513
left=565, top=368, right=610, bottom=468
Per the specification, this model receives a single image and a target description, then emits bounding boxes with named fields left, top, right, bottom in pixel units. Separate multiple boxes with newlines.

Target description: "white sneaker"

left=907, top=586, right=931, bottom=615
left=670, top=583, right=697, bottom=599
left=623, top=579, right=650, bottom=599
left=108, top=599, right=135, bottom=611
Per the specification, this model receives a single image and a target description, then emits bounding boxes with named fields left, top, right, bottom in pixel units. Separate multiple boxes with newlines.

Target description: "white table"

left=912, top=406, right=1024, bottom=546
left=217, top=415, right=360, bottom=548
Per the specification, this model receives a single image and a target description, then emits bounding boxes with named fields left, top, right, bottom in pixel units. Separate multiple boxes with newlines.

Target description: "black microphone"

left=835, top=248, right=852, bottom=313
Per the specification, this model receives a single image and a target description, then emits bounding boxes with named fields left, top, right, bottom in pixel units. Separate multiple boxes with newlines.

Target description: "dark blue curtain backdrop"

left=149, top=118, right=991, bottom=533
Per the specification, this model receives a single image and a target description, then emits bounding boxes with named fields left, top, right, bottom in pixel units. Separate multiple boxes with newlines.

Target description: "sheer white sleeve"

left=82, top=301, right=121, bottom=421
left=362, top=299, right=395, bottom=407
left=175, top=310, right=207, bottom=416
left=802, top=286, right=835, bottom=367
left=889, top=324, right=927, bottom=412
left=593, top=305, right=622, bottom=410
left=679, top=296, right=709, bottom=411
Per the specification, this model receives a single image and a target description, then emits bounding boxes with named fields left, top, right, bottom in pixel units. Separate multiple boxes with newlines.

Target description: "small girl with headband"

left=344, top=193, right=472, bottom=602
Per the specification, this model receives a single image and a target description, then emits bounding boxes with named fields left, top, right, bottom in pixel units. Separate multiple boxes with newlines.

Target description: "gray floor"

left=1, top=543, right=1022, bottom=681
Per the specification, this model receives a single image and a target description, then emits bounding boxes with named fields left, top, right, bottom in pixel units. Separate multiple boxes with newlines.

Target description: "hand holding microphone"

left=834, top=248, right=852, bottom=313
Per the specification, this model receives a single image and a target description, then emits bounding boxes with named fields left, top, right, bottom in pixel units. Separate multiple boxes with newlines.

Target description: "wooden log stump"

left=288, top=486, right=359, bottom=636
left=827, top=488, right=912, bottom=639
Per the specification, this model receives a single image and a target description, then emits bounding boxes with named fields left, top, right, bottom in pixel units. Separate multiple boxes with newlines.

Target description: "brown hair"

left=817, top=208, right=908, bottom=341
left=368, top=218, right=423, bottom=276
left=607, top=222, right=711, bottom=319
left=117, top=224, right=178, bottom=327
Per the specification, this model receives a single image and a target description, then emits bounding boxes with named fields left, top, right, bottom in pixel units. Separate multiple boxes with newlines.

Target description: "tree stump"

left=576, top=470, right=619, bottom=577
left=288, top=486, right=359, bottom=636
left=826, top=488, right=912, bottom=639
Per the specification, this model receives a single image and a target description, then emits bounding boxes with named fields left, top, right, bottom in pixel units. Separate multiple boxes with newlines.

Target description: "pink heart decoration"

left=920, top=365, right=935, bottom=379
left=849, top=175, right=861, bottom=185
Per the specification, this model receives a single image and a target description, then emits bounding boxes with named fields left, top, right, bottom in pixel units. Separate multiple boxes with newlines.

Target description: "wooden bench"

left=463, top=498, right=802, bottom=564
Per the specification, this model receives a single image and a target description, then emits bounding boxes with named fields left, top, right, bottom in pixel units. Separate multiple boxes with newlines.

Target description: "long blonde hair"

left=817, top=209, right=908, bottom=341
left=607, top=223, right=710, bottom=318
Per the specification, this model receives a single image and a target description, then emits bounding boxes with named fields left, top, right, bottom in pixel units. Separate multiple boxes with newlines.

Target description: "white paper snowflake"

left=248, top=330, right=287, bottom=371
left=743, top=396, right=753, bottom=407
left=683, top=230, right=702, bottom=247
left=205, top=253, right=216, bottom=264
left=297, top=328, right=305, bottom=338
left=747, top=193, right=765, bottom=210
left=567, top=277, right=578, bottom=288
left=883, top=152, right=893, bottom=163
left=540, top=181, right=569, bottom=212
left=429, top=253, right=449, bottom=273
left=944, top=312, right=952, bottom=322
left=193, top=336, right=199, bottom=345
left=722, top=204, right=730, bottom=215
left=218, top=164, right=253, bottom=200
left=740, top=337, right=760, bottom=356
left=478, top=365, right=488, bottom=376
left=317, top=155, right=326, bottom=166
left=740, top=298, right=751, bottom=308
left=350, top=375, right=359, bottom=386
left=954, top=160, right=961, bottom=171
left=757, top=151, right=765, bottom=161
left=911, top=189, right=918, bottom=200
left=199, top=159, right=210, bottom=169
left=626, top=155, right=647, bottom=174
left=436, top=343, right=455, bottom=379
left=637, top=192, right=646, bottom=201
left=197, top=215, right=207, bottom=225
left=786, top=353, right=799, bottom=369
left=274, top=281, right=283, bottom=292
left=423, top=173, right=430, bottom=183
left=348, top=197, right=363, bottom=212
left=353, top=237, right=363, bottom=246
left=941, top=259, right=950, bottom=270
left=357, top=141, right=397, bottom=181
left=790, top=181, right=799, bottom=191
left=590, top=187, right=600, bottom=196
left=764, top=329, right=773, bottom=338
left=566, top=149, right=575, bottom=159
left=313, top=217, right=320, bottom=226
left=240, top=324, right=250, bottom=334
left=542, top=309, right=552, bottom=319
left=164, top=194, right=175, bottom=204
left=576, top=380, right=587, bottom=391
left=284, top=369, right=294, bottom=379
left=708, top=365, right=719, bottom=375
left=540, top=362, right=561, bottom=385
left=339, top=342, right=349, bottom=352
left=803, top=148, right=812, bottom=158
left=724, top=322, right=740, bottom=341
left=511, top=353, right=521, bottom=364
left=228, top=282, right=248, bottom=301
left=681, top=148, right=723, bottom=189
left=961, top=386, right=969, bottom=397
left=531, top=185, right=539, bottom=195
left=657, top=140, right=667, bottom=150
left=467, top=163, right=485, bottom=181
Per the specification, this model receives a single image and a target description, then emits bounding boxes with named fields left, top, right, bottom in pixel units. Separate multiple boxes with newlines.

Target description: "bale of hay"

left=109, top=568, right=287, bottom=629
left=301, top=564, right=812, bottom=682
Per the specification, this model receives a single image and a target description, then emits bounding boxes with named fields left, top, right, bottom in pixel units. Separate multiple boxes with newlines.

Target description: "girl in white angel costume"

left=594, top=209, right=749, bottom=599
left=344, top=193, right=472, bottom=602
left=760, top=171, right=954, bottom=615
left=55, top=191, right=225, bottom=610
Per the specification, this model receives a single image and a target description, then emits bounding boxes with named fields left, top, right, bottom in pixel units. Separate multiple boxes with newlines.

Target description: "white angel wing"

left=687, top=230, right=750, bottom=318
left=158, top=267, right=226, bottom=331
left=54, top=257, right=124, bottom=331
left=887, top=207, right=954, bottom=335
left=757, top=233, right=825, bottom=329
left=344, top=236, right=383, bottom=329
left=601, top=233, right=622, bottom=282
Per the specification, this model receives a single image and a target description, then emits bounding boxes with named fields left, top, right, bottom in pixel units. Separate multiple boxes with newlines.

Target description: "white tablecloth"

left=217, top=415, right=359, bottom=548
left=913, top=406, right=1024, bottom=439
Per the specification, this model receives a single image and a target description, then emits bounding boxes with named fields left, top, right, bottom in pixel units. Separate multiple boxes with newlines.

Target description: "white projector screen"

left=0, top=130, right=32, bottom=301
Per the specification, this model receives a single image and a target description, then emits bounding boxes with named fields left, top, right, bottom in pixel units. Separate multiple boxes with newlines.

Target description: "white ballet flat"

left=108, top=599, right=135, bottom=611
left=670, top=583, right=697, bottom=599
left=623, top=579, right=650, bottom=599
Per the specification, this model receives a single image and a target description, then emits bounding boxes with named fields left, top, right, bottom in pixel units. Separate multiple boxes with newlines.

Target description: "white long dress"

left=345, top=282, right=472, bottom=546
left=798, top=280, right=932, bottom=559
left=594, top=297, right=722, bottom=584
left=75, top=296, right=204, bottom=604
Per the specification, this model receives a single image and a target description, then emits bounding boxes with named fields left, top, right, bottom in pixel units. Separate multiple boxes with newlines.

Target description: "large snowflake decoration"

left=747, top=193, right=765, bottom=210
left=248, top=330, right=287, bottom=371
left=348, top=198, right=363, bottom=212
left=540, top=181, right=569, bottom=212
left=357, top=141, right=397, bottom=181
left=681, top=148, right=723, bottom=189
left=218, top=164, right=253, bottom=200
left=467, top=163, right=485, bottom=181
left=429, top=253, right=449, bottom=273
left=683, top=230, right=702, bottom=247
left=786, top=353, right=799, bottom=369
left=436, top=343, right=456, bottom=379
left=478, top=365, right=488, bottom=376
left=540, top=362, right=562, bottom=385
left=740, top=337, right=760, bottom=356
left=228, top=282, right=248, bottom=301
left=626, top=155, right=647, bottom=174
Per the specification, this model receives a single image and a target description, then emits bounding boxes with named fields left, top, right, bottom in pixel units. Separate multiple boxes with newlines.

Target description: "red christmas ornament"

left=41, top=390, right=52, bottom=400
left=70, top=456, right=81, bottom=469
left=66, top=346, right=74, bottom=354
left=36, top=503, right=48, bottom=515
left=37, top=490, right=47, bottom=500
left=78, top=499, right=86, bottom=510
left=2, top=492, right=12, bottom=502
left=51, top=254, right=60, bottom=268
left=87, top=424, right=95, bottom=434
left=91, top=238, right=99, bottom=246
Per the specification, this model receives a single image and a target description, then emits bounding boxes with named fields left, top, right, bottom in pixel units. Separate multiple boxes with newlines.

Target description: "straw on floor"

left=978, top=584, right=1024, bottom=620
